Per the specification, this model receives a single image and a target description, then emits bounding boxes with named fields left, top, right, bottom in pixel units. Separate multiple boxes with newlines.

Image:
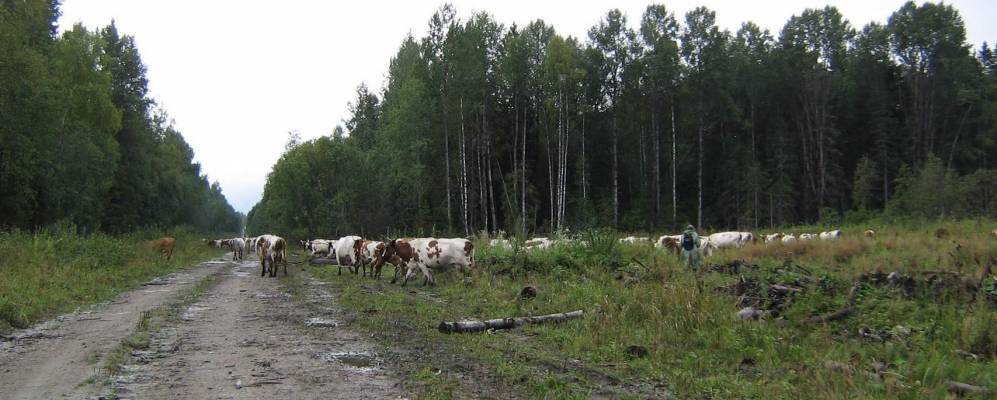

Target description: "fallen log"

left=946, top=380, right=989, bottom=396
left=438, top=310, right=584, bottom=334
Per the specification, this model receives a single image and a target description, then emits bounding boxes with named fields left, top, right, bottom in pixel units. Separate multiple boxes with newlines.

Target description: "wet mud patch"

left=314, top=351, right=380, bottom=373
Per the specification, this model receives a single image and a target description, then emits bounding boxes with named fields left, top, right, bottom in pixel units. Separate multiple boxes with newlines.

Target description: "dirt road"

left=0, top=254, right=401, bottom=399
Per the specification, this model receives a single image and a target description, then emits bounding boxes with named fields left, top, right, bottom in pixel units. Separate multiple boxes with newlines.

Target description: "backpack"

left=681, top=233, right=696, bottom=251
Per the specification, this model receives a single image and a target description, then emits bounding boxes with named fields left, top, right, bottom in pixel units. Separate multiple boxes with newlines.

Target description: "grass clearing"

left=0, top=225, right=226, bottom=333
left=306, top=219, right=997, bottom=399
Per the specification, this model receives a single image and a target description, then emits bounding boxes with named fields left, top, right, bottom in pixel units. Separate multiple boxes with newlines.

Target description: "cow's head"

left=380, top=239, right=398, bottom=262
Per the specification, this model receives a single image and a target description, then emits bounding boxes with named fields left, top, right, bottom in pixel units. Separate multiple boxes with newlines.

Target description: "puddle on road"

left=253, top=291, right=289, bottom=300
left=304, top=318, right=338, bottom=328
left=180, top=306, right=211, bottom=321
left=314, top=351, right=379, bottom=373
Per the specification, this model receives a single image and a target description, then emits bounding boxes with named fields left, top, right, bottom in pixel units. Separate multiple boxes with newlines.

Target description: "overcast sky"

left=58, top=0, right=997, bottom=214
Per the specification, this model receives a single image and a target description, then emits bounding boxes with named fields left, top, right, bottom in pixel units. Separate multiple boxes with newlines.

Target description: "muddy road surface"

left=0, top=254, right=402, bottom=399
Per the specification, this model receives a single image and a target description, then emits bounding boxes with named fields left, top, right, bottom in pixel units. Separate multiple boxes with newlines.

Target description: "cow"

left=146, top=237, right=176, bottom=260
left=357, top=240, right=403, bottom=279
left=255, top=234, right=288, bottom=277
left=699, top=237, right=716, bottom=257
left=524, top=237, right=553, bottom=250
left=303, top=239, right=335, bottom=258
left=489, top=238, right=513, bottom=249
left=764, top=233, right=783, bottom=243
left=990, top=229, right=996, bottom=238
left=206, top=239, right=223, bottom=248
left=619, top=236, right=651, bottom=244
left=334, top=235, right=362, bottom=275
left=226, top=238, right=246, bottom=261
left=799, top=233, right=817, bottom=241
left=781, top=234, right=798, bottom=243
left=379, top=238, right=475, bottom=286
left=708, top=232, right=749, bottom=249
left=243, top=237, right=257, bottom=255
left=864, top=230, right=876, bottom=238
left=655, top=235, right=682, bottom=254
left=819, top=230, right=843, bottom=240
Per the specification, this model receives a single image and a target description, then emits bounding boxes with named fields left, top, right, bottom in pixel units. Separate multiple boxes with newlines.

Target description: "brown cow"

left=147, top=237, right=176, bottom=260
left=255, top=234, right=288, bottom=277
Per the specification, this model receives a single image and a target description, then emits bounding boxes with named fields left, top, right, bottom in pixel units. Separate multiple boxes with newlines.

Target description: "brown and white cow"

left=255, top=234, right=288, bottom=277
left=357, top=240, right=404, bottom=279
left=655, top=235, right=682, bottom=255
left=146, top=237, right=176, bottom=260
left=378, top=238, right=474, bottom=286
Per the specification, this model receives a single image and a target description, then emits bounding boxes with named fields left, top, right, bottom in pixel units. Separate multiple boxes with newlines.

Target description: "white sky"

left=58, top=0, right=997, bottom=214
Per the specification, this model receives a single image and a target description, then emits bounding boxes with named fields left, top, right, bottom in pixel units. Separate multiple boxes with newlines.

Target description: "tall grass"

left=307, top=219, right=997, bottom=398
left=0, top=224, right=225, bottom=332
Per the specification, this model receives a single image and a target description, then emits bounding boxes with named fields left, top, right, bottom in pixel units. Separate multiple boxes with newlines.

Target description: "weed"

left=0, top=228, right=225, bottom=333
left=304, top=219, right=997, bottom=398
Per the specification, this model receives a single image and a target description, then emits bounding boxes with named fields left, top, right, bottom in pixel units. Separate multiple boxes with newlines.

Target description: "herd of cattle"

left=491, top=228, right=857, bottom=258
left=206, top=235, right=474, bottom=286
left=199, top=228, right=877, bottom=285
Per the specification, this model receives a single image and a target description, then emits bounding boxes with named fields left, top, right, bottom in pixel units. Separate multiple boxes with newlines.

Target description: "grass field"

left=0, top=225, right=226, bottom=333
left=306, top=219, right=997, bottom=399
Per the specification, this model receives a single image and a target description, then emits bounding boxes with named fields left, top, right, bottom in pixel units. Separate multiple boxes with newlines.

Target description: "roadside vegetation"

left=306, top=219, right=997, bottom=399
left=0, top=224, right=226, bottom=333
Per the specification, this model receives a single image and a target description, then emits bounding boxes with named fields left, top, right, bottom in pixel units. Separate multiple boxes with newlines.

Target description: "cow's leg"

left=260, top=258, right=267, bottom=277
left=420, top=265, right=434, bottom=286
left=401, top=266, right=417, bottom=287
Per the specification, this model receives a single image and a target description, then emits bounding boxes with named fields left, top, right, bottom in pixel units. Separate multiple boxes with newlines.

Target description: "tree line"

left=244, top=1, right=997, bottom=238
left=0, top=2, right=242, bottom=234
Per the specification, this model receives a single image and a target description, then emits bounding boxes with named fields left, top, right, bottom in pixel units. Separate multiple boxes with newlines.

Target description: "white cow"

left=524, top=237, right=553, bottom=250
left=379, top=238, right=475, bottom=286
left=306, top=239, right=336, bottom=258
left=781, top=234, right=798, bottom=243
left=699, top=237, right=716, bottom=257
left=489, top=238, right=513, bottom=249
left=799, top=233, right=817, bottom=241
left=619, top=236, right=651, bottom=244
left=226, top=238, right=246, bottom=261
left=334, top=235, right=362, bottom=275
left=765, top=233, right=783, bottom=243
left=708, top=232, right=748, bottom=249
left=819, top=230, right=842, bottom=240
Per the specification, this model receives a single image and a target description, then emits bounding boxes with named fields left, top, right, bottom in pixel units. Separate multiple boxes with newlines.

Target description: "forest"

left=248, top=1, right=997, bottom=239
left=0, top=2, right=242, bottom=234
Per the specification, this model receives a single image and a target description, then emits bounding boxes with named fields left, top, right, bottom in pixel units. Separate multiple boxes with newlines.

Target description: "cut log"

left=438, top=310, right=583, bottom=334
left=769, top=284, right=803, bottom=294
left=946, top=380, right=988, bottom=396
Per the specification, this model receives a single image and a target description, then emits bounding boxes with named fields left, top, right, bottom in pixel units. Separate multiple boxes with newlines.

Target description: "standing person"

left=680, top=224, right=702, bottom=271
